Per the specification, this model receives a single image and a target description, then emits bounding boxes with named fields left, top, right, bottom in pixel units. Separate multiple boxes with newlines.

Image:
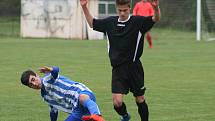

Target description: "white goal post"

left=197, top=0, right=215, bottom=41
left=196, top=0, right=201, bottom=41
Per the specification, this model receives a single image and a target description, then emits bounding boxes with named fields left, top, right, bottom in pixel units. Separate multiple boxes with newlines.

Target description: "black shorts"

left=112, top=60, right=146, bottom=97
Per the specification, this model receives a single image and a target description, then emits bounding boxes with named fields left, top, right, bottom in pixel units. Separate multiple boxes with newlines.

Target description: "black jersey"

left=93, top=15, right=155, bottom=67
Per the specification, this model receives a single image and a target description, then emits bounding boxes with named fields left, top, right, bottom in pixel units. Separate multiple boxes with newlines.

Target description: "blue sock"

left=82, top=98, right=101, bottom=115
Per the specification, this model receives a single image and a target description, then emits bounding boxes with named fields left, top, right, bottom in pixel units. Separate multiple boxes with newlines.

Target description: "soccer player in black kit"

left=80, top=0, right=161, bottom=121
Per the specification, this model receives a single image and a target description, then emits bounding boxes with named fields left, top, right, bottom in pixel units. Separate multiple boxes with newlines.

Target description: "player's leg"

left=129, top=60, right=149, bottom=121
left=65, top=101, right=89, bottom=121
left=79, top=91, right=105, bottom=121
left=135, top=95, right=149, bottom=121
left=112, top=65, right=130, bottom=121
left=113, top=94, right=125, bottom=115
left=146, top=32, right=152, bottom=48
left=80, top=91, right=101, bottom=115
left=113, top=93, right=130, bottom=121
left=65, top=113, right=82, bottom=121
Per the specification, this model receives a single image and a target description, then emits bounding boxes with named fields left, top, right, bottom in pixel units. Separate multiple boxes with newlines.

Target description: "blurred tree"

left=0, top=0, right=20, bottom=16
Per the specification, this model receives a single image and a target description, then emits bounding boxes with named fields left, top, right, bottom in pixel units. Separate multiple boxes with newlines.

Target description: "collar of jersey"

left=118, top=15, right=131, bottom=23
left=41, top=78, right=45, bottom=91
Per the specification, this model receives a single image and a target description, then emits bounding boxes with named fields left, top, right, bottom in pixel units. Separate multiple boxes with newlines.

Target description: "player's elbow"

left=87, top=19, right=93, bottom=28
left=89, top=23, right=93, bottom=28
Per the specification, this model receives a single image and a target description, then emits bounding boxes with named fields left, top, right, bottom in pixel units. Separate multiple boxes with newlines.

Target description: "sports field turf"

left=0, top=28, right=215, bottom=121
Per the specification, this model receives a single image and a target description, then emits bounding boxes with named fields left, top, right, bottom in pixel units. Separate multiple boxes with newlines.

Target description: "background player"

left=133, top=0, right=155, bottom=48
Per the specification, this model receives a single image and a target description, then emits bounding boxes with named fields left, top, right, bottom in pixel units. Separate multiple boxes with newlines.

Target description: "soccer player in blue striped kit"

left=20, top=66, right=105, bottom=121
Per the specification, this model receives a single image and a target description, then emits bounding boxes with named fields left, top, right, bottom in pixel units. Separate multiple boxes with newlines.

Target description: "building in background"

left=21, top=0, right=103, bottom=40
left=98, top=0, right=137, bottom=18
left=98, top=0, right=116, bottom=18
left=3, top=0, right=213, bottom=40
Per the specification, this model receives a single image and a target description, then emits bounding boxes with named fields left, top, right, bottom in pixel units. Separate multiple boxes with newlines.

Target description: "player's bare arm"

left=39, top=66, right=53, bottom=73
left=80, top=0, right=94, bottom=28
left=149, top=0, right=161, bottom=22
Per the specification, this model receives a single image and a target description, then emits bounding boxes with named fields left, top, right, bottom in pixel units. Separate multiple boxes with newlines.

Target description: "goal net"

left=202, top=0, right=215, bottom=41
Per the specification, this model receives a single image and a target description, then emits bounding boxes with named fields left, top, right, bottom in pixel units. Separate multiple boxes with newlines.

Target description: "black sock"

left=136, top=101, right=149, bottom=121
left=114, top=102, right=128, bottom=116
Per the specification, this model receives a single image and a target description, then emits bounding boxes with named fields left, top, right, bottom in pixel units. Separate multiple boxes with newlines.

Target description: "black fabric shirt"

left=93, top=15, right=155, bottom=67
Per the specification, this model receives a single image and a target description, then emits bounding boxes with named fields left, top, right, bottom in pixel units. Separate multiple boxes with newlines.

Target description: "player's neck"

left=118, top=15, right=131, bottom=23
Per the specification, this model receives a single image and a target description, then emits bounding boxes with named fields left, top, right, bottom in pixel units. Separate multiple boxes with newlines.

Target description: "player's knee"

left=113, top=98, right=123, bottom=107
left=135, top=95, right=145, bottom=103
left=79, top=94, right=90, bottom=105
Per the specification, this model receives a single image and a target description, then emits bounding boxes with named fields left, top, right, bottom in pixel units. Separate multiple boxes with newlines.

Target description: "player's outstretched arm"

left=39, top=66, right=53, bottom=73
left=39, top=66, right=59, bottom=79
left=80, top=0, right=94, bottom=28
left=150, top=0, right=161, bottom=22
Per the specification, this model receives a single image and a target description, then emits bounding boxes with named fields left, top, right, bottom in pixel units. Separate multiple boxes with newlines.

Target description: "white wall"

left=21, top=0, right=103, bottom=40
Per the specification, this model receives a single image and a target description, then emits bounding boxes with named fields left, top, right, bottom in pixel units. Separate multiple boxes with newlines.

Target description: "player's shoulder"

left=136, top=1, right=142, bottom=5
left=131, top=16, right=153, bottom=22
left=146, top=2, right=153, bottom=7
left=134, top=1, right=142, bottom=7
left=129, top=16, right=142, bottom=24
left=131, top=15, right=146, bottom=20
left=99, top=16, right=118, bottom=22
left=106, top=16, right=118, bottom=20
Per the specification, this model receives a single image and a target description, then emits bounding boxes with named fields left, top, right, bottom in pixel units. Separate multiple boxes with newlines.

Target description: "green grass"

left=0, top=28, right=215, bottom=121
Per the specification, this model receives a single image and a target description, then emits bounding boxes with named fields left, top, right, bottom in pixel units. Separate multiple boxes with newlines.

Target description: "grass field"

left=0, top=28, right=215, bottom=121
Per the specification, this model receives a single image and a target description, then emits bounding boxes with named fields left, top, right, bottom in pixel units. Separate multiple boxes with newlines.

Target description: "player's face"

left=28, top=75, right=42, bottom=90
left=116, top=4, right=131, bottom=21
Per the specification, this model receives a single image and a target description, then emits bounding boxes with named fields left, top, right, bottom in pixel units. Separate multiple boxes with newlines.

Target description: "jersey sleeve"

left=51, top=66, right=59, bottom=80
left=140, top=16, right=155, bottom=34
left=93, top=18, right=108, bottom=33
left=43, top=67, right=59, bottom=84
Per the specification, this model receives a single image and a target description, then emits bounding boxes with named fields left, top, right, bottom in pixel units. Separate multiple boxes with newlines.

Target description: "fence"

left=0, top=0, right=20, bottom=36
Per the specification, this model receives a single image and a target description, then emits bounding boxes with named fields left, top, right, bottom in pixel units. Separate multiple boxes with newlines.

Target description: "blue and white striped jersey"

left=40, top=67, right=92, bottom=114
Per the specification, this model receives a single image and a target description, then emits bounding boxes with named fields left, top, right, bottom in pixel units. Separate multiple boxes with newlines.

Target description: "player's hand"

left=149, top=0, right=159, bottom=9
left=39, top=66, right=53, bottom=73
left=80, top=0, right=88, bottom=7
left=82, top=114, right=105, bottom=121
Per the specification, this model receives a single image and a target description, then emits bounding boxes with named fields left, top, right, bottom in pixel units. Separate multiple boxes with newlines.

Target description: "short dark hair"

left=116, top=0, right=131, bottom=6
left=20, top=70, right=36, bottom=86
